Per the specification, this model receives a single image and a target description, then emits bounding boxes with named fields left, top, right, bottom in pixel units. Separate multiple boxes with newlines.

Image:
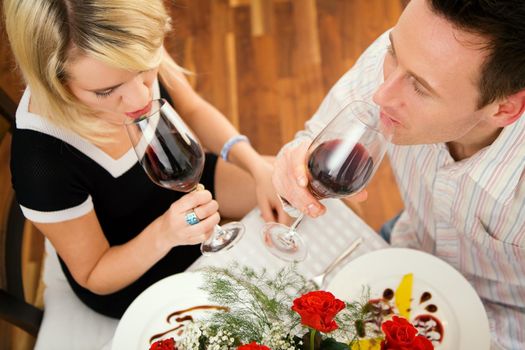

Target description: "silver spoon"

left=310, top=237, right=363, bottom=289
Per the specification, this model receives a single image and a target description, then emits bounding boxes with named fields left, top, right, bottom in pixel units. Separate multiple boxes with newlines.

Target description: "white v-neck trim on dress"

left=15, top=83, right=161, bottom=178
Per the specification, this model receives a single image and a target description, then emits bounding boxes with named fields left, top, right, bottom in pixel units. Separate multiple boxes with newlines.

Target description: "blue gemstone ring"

left=185, top=210, right=200, bottom=226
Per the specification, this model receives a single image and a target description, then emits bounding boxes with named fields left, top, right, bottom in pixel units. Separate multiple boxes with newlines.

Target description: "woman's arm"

left=35, top=190, right=219, bottom=295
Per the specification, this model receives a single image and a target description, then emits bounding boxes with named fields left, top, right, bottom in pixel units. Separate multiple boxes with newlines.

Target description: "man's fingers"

left=352, top=190, right=368, bottom=202
left=259, top=200, right=277, bottom=222
left=276, top=206, right=293, bottom=225
left=291, top=142, right=310, bottom=188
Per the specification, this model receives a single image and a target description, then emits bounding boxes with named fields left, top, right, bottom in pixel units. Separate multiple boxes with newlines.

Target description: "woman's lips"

left=125, top=101, right=152, bottom=119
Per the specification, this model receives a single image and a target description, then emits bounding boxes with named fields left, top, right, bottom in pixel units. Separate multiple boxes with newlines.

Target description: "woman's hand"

left=251, top=158, right=291, bottom=224
left=157, top=190, right=221, bottom=248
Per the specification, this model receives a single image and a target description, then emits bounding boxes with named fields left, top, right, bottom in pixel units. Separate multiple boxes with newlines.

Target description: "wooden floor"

left=0, top=0, right=405, bottom=348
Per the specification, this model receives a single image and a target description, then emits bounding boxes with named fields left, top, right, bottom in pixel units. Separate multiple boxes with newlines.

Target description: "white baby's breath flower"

left=261, top=321, right=296, bottom=350
left=178, top=321, right=205, bottom=350
left=205, top=328, right=236, bottom=350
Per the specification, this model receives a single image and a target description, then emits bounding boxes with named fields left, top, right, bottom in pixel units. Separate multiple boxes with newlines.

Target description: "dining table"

left=36, top=197, right=498, bottom=350
left=105, top=197, right=494, bottom=350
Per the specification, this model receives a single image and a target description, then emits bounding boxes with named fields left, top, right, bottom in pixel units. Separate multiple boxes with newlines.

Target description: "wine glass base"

left=200, top=222, right=245, bottom=255
left=261, top=222, right=308, bottom=262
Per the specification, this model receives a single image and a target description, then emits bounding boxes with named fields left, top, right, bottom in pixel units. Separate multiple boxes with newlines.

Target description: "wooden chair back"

left=0, top=87, right=43, bottom=337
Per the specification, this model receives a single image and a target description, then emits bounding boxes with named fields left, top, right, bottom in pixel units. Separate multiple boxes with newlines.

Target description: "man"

left=273, top=0, right=525, bottom=348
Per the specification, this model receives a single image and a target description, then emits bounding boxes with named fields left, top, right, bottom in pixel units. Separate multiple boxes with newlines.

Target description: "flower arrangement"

left=148, top=264, right=434, bottom=350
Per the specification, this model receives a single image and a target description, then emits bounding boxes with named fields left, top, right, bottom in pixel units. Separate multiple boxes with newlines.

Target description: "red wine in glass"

left=126, top=98, right=245, bottom=255
left=261, top=100, right=393, bottom=262
left=141, top=130, right=204, bottom=192
left=307, top=140, right=373, bottom=199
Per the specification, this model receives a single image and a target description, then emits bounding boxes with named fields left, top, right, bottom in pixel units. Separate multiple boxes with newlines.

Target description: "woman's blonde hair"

left=3, top=0, right=171, bottom=142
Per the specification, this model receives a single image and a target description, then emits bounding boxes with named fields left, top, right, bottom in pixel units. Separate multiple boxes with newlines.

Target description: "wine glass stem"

left=214, top=224, right=226, bottom=236
left=289, top=213, right=305, bottom=231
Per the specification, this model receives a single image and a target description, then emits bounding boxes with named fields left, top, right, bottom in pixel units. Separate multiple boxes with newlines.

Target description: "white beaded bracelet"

left=220, top=135, right=250, bottom=161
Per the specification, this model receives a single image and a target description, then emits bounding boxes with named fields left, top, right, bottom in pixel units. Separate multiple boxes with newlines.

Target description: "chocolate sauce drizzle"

left=149, top=305, right=230, bottom=345
left=382, top=288, right=394, bottom=300
left=419, top=291, right=432, bottom=304
left=414, top=314, right=444, bottom=343
left=166, top=305, right=229, bottom=323
left=425, top=304, right=438, bottom=312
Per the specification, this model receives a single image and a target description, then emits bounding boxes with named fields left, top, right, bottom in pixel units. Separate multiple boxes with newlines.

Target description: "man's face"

left=373, top=0, right=497, bottom=146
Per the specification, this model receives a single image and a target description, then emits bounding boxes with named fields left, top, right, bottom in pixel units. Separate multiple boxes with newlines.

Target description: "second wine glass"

left=262, top=100, right=393, bottom=261
left=125, top=98, right=245, bottom=255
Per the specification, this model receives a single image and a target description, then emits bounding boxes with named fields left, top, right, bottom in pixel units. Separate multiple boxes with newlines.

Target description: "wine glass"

left=125, top=98, right=245, bottom=255
left=262, top=100, right=393, bottom=261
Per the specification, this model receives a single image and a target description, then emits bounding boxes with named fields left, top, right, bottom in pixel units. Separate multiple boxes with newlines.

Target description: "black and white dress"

left=10, top=84, right=218, bottom=318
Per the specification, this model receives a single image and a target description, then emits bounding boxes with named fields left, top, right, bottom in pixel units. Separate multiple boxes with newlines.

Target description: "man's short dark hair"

left=430, top=0, right=525, bottom=107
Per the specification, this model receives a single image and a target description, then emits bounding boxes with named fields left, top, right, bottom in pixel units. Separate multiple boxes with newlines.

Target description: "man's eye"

left=411, top=79, right=427, bottom=97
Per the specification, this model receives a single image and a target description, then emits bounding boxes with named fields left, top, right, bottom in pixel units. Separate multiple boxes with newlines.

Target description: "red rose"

left=291, top=290, right=346, bottom=333
left=380, top=316, right=433, bottom=350
left=149, top=337, right=176, bottom=350
left=411, top=335, right=434, bottom=350
left=237, top=342, right=271, bottom=350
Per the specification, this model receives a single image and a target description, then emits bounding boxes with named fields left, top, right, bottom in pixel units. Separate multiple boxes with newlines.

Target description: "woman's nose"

left=121, top=75, right=151, bottom=110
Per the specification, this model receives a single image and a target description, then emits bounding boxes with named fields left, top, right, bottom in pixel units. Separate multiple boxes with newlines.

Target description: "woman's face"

left=67, top=54, right=159, bottom=124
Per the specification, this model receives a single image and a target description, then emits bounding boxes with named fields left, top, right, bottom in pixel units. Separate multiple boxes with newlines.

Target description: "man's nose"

left=373, top=69, right=403, bottom=107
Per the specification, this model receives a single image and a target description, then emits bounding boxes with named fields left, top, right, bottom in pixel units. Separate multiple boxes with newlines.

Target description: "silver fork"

left=310, top=237, right=363, bottom=289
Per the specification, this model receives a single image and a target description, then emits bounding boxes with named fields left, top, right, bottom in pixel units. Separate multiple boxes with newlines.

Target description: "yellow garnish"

left=394, top=273, right=413, bottom=319
left=351, top=338, right=382, bottom=350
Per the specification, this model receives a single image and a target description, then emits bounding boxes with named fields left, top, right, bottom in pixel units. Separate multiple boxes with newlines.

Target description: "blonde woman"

left=4, top=0, right=286, bottom=318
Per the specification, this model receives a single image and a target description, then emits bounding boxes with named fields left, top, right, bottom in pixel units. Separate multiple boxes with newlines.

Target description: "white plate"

left=112, top=272, right=218, bottom=350
left=326, top=248, right=490, bottom=350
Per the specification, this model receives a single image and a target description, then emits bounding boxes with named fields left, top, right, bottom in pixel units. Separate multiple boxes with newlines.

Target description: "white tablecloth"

left=35, top=199, right=387, bottom=350
left=188, top=199, right=388, bottom=282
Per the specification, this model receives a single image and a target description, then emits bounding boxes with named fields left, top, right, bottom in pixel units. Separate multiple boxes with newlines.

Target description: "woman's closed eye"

left=94, top=88, right=115, bottom=98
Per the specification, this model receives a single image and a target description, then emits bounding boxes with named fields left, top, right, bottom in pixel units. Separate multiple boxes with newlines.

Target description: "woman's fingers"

left=160, top=190, right=222, bottom=246
left=170, top=190, right=213, bottom=213
left=184, top=212, right=220, bottom=245
left=192, top=199, right=219, bottom=222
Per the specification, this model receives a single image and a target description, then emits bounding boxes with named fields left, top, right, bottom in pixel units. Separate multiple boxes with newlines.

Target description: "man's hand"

left=272, top=140, right=326, bottom=217
left=273, top=139, right=369, bottom=218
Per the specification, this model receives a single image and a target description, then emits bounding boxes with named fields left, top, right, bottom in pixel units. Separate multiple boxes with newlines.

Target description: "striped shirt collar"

left=465, top=114, right=525, bottom=204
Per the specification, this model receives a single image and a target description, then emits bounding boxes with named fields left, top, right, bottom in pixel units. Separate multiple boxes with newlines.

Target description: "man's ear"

left=493, top=90, right=525, bottom=127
